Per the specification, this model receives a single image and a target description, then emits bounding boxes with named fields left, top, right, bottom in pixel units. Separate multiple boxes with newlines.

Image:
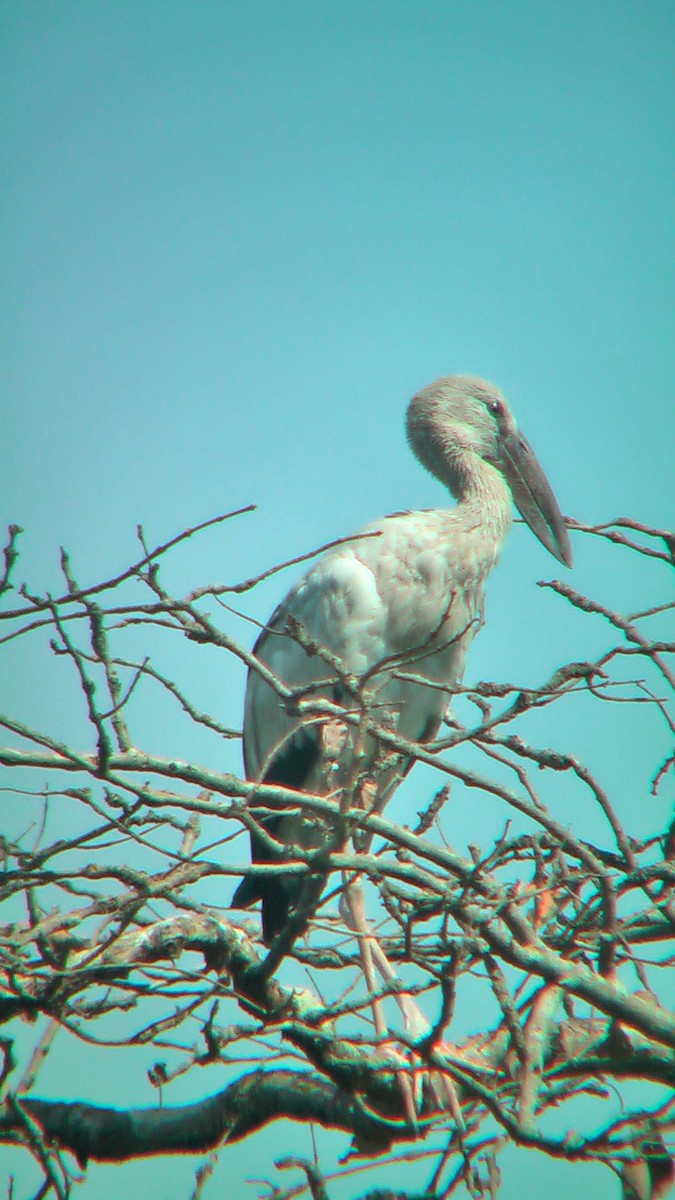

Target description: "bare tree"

left=0, top=512, right=673, bottom=1200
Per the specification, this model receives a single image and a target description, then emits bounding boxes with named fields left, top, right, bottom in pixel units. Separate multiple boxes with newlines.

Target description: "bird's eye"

left=488, top=398, right=503, bottom=416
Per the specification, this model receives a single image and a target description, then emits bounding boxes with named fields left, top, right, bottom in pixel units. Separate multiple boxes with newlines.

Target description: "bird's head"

left=407, top=375, right=572, bottom=567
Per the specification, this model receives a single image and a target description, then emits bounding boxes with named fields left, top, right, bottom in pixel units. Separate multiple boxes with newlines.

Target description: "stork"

left=232, top=375, right=572, bottom=948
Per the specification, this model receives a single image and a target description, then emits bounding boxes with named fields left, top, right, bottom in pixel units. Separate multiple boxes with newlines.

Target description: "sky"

left=1, top=3, right=673, bottom=1198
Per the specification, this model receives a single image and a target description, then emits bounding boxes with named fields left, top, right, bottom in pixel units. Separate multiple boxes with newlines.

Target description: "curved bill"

left=500, top=430, right=573, bottom=567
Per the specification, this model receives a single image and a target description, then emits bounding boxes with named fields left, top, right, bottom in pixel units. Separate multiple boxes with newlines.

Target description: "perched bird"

left=232, top=375, right=572, bottom=944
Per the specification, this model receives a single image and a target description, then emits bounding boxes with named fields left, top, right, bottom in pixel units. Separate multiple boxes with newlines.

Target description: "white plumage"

left=233, top=375, right=571, bottom=943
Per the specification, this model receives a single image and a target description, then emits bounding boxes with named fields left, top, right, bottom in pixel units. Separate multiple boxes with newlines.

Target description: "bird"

left=232, top=375, right=572, bottom=946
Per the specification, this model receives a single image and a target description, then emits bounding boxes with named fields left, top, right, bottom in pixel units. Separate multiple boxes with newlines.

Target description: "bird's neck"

left=443, top=449, right=513, bottom=576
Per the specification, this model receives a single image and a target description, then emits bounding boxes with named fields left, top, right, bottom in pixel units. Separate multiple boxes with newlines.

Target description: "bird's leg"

left=339, top=876, right=386, bottom=1035
left=342, top=804, right=463, bottom=1121
left=337, top=718, right=460, bottom=1119
left=366, top=923, right=464, bottom=1117
left=339, top=732, right=429, bottom=1041
left=340, top=870, right=419, bottom=1129
left=363, top=930, right=429, bottom=1040
left=343, top=881, right=463, bottom=1119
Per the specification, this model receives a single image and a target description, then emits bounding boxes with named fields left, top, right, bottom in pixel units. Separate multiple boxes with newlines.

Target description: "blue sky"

left=1, top=3, right=673, bottom=1198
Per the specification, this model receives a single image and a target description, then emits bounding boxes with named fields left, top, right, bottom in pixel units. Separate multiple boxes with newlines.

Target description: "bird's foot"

left=375, top=1037, right=464, bottom=1129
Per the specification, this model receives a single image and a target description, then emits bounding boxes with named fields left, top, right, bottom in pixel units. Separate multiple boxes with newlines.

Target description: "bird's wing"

left=244, top=512, right=483, bottom=780
left=243, top=547, right=387, bottom=781
left=236, top=548, right=392, bottom=938
left=236, top=512, right=486, bottom=942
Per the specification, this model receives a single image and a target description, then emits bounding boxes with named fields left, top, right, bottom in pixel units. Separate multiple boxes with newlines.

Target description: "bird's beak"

left=500, top=430, right=573, bottom=567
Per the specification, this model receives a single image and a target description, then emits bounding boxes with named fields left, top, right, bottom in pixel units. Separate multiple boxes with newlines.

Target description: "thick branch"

left=0, top=1069, right=397, bottom=1165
